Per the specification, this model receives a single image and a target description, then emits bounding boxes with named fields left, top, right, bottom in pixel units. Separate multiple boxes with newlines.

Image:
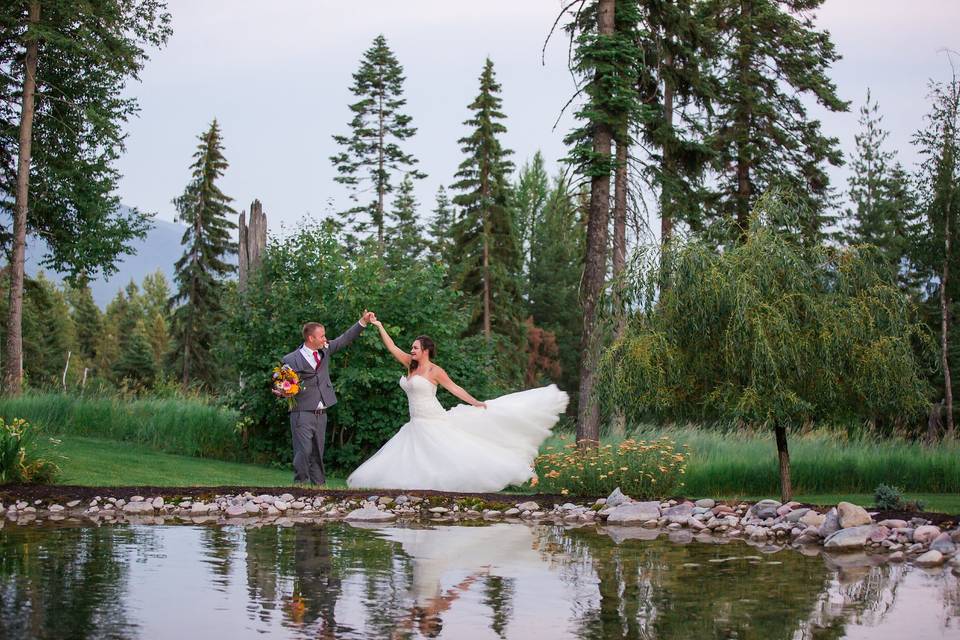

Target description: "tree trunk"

left=377, top=84, right=386, bottom=254
left=610, top=138, right=628, bottom=439
left=576, top=0, right=616, bottom=447
left=4, top=1, right=41, bottom=396
left=774, top=424, right=792, bottom=503
left=941, top=211, right=954, bottom=436
left=734, top=0, right=752, bottom=240
left=660, top=50, right=674, bottom=247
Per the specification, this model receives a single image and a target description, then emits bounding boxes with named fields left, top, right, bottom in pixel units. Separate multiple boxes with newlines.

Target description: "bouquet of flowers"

left=271, top=364, right=300, bottom=409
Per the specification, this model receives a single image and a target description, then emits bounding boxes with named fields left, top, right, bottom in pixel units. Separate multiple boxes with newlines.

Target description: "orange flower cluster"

left=533, top=436, right=687, bottom=498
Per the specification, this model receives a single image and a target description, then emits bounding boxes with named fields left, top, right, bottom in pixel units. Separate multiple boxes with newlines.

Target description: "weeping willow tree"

left=599, top=195, right=932, bottom=501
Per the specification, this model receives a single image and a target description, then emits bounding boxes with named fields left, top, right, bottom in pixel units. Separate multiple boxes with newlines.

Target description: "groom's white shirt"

left=299, top=344, right=325, bottom=410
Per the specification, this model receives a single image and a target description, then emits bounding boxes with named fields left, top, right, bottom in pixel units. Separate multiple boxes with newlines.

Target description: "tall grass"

left=543, top=424, right=960, bottom=496
left=0, top=392, right=245, bottom=462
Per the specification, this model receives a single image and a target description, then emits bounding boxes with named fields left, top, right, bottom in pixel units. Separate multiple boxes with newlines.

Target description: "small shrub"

left=874, top=483, right=904, bottom=510
left=533, top=436, right=686, bottom=498
left=0, top=418, right=60, bottom=484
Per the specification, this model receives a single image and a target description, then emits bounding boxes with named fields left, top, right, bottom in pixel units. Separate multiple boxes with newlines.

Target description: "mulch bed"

left=1, top=485, right=956, bottom=528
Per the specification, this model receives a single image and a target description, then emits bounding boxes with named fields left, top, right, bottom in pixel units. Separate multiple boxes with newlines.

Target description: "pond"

left=1, top=520, right=958, bottom=639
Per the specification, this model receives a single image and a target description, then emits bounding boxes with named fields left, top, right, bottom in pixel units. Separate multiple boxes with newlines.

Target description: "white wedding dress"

left=346, top=375, right=569, bottom=492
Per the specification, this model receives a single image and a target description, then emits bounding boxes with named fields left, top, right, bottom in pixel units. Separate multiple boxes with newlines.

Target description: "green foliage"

left=67, top=281, right=102, bottom=363
left=427, top=186, right=456, bottom=264
left=528, top=175, right=585, bottom=395
left=384, top=173, right=423, bottom=266
left=511, top=152, right=549, bottom=299
left=533, top=434, right=687, bottom=498
left=600, top=196, right=932, bottom=432
left=451, top=58, right=524, bottom=375
left=873, top=483, right=905, bottom=511
left=170, top=119, right=237, bottom=388
left=0, top=0, right=170, bottom=280
left=0, top=392, right=243, bottom=462
left=330, top=34, right=425, bottom=247
left=843, top=91, right=923, bottom=293
left=705, top=0, right=848, bottom=242
left=0, top=418, right=59, bottom=485
left=228, top=225, right=503, bottom=472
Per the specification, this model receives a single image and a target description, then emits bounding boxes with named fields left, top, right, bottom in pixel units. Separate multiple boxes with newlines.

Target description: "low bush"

left=0, top=418, right=60, bottom=484
left=533, top=435, right=687, bottom=498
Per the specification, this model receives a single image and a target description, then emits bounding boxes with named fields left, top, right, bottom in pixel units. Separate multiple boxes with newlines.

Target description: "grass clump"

left=533, top=434, right=686, bottom=498
left=0, top=418, right=60, bottom=484
left=0, top=392, right=243, bottom=462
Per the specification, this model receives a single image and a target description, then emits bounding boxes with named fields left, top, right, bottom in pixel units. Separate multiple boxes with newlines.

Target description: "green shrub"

left=533, top=435, right=687, bottom=498
left=0, top=418, right=59, bottom=484
left=874, top=483, right=905, bottom=510
left=228, top=226, right=507, bottom=472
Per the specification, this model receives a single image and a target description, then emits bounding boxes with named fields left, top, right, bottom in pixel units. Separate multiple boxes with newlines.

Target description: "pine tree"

left=530, top=178, right=586, bottom=393
left=113, top=318, right=157, bottom=389
left=451, top=58, right=521, bottom=346
left=634, top=0, right=716, bottom=243
left=0, top=0, right=169, bottom=394
left=564, top=0, right=641, bottom=442
left=427, top=186, right=456, bottom=264
left=914, top=75, right=960, bottom=438
left=704, top=0, right=847, bottom=244
left=511, top=152, right=549, bottom=301
left=844, top=91, right=922, bottom=290
left=170, top=119, right=237, bottom=387
left=384, top=173, right=423, bottom=265
left=331, top=35, right=425, bottom=251
left=68, top=281, right=102, bottom=364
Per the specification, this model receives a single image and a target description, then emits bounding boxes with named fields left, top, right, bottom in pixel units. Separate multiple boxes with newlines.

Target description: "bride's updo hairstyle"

left=409, top=335, right=437, bottom=374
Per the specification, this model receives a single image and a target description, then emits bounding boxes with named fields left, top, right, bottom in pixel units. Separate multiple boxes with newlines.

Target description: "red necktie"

left=313, top=350, right=321, bottom=367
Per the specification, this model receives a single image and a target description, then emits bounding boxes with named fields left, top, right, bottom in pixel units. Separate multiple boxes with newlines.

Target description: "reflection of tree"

left=541, top=527, right=842, bottom=640
left=199, top=525, right=241, bottom=592
left=482, top=574, right=515, bottom=638
left=0, top=524, right=141, bottom=638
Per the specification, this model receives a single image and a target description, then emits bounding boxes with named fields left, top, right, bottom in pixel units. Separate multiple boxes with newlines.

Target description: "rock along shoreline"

left=2, top=486, right=958, bottom=572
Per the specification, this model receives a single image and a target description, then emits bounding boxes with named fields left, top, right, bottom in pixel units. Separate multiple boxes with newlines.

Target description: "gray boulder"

left=749, top=499, right=782, bottom=520
left=931, top=532, right=957, bottom=555
left=663, top=503, right=694, bottom=524
left=824, top=525, right=876, bottom=551
left=606, top=501, right=662, bottom=526
left=837, top=502, right=872, bottom=528
left=345, top=507, right=396, bottom=523
left=915, top=550, right=945, bottom=567
left=694, top=498, right=715, bottom=509
left=819, top=508, right=841, bottom=538
left=605, top=488, right=630, bottom=508
left=122, top=502, right=155, bottom=515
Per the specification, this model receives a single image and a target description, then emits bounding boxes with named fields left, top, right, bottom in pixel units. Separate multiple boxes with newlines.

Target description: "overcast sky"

left=114, top=0, right=960, bottom=233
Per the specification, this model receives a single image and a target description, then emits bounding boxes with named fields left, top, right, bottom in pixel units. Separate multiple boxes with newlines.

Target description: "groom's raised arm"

left=327, top=312, right=370, bottom=356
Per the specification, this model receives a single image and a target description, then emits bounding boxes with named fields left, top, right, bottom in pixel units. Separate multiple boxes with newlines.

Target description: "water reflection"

left=0, top=519, right=957, bottom=639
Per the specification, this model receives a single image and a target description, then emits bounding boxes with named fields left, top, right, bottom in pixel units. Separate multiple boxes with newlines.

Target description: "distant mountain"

left=25, top=207, right=186, bottom=307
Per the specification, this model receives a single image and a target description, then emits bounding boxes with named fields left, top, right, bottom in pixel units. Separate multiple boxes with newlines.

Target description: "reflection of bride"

left=378, top=524, right=543, bottom=638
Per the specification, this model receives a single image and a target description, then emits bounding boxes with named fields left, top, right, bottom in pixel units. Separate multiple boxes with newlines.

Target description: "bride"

left=346, top=318, right=569, bottom=492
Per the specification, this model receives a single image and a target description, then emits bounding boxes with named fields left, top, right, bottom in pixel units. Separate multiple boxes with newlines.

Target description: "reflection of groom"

left=281, top=310, right=373, bottom=485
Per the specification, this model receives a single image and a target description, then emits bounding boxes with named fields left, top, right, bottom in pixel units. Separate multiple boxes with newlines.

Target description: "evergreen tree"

left=68, top=281, right=102, bottom=364
left=564, top=0, right=642, bottom=442
left=95, top=290, right=126, bottom=382
left=170, top=119, right=237, bottom=387
left=330, top=35, right=425, bottom=250
left=704, top=0, right=847, bottom=244
left=0, top=0, right=170, bottom=394
left=427, top=186, right=456, bottom=263
left=451, top=58, right=521, bottom=347
left=511, top=152, right=550, bottom=301
left=529, top=177, right=586, bottom=397
left=914, top=75, right=960, bottom=438
left=140, top=270, right=172, bottom=370
left=844, top=91, right=922, bottom=291
left=113, top=318, right=157, bottom=389
left=384, top=174, right=423, bottom=265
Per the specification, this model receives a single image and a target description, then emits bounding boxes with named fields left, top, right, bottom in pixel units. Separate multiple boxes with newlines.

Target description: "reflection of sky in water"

left=1, top=521, right=958, bottom=639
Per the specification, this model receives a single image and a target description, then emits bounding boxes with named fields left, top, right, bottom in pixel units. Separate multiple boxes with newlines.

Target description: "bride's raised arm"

left=371, top=319, right=412, bottom=368
left=434, top=367, right=487, bottom=409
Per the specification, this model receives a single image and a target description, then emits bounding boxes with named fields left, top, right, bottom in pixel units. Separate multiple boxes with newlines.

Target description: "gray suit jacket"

left=282, top=322, right=365, bottom=413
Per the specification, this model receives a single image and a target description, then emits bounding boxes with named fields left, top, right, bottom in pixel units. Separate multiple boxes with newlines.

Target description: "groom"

left=281, top=310, right=374, bottom=485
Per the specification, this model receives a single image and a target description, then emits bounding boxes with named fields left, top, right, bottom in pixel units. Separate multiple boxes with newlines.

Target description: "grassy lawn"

left=54, top=435, right=346, bottom=488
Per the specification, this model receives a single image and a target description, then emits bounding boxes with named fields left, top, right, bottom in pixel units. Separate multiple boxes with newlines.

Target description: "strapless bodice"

left=400, top=375, right=447, bottom=420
